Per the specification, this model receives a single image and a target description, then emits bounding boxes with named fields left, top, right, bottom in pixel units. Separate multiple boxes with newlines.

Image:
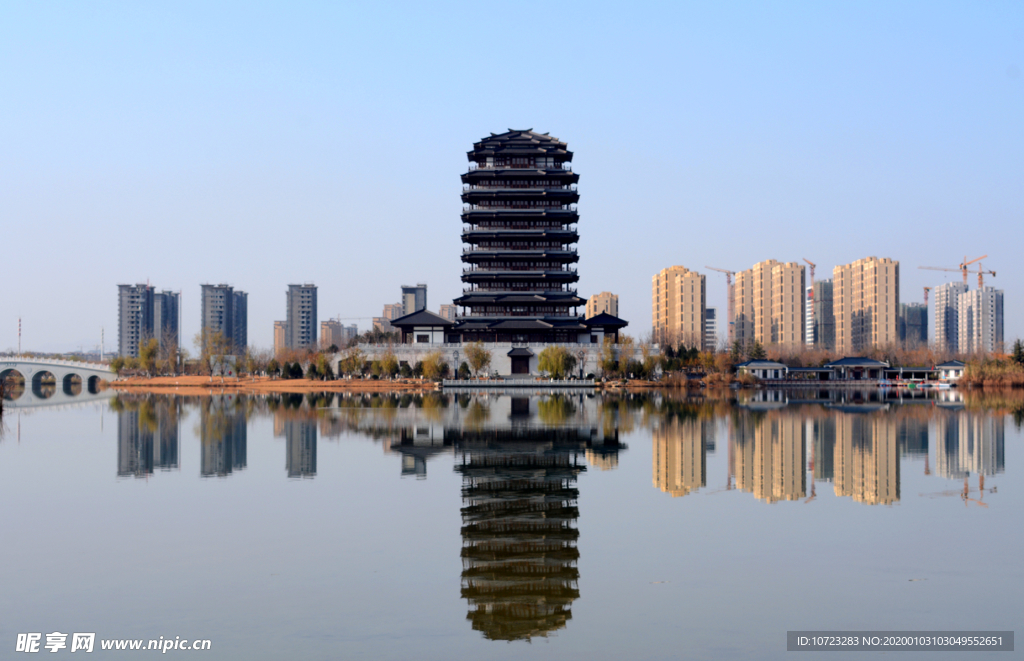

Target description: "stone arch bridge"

left=1, top=357, right=116, bottom=407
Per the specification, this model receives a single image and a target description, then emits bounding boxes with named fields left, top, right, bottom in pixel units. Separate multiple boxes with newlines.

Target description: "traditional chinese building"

left=452, top=130, right=620, bottom=346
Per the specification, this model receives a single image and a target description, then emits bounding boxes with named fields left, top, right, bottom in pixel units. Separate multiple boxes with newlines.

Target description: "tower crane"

left=803, top=258, right=816, bottom=283
left=923, top=287, right=931, bottom=306
left=918, top=255, right=995, bottom=288
left=706, top=266, right=736, bottom=345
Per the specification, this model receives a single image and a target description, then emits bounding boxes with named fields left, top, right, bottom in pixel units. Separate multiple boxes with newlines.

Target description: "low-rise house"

left=735, top=360, right=788, bottom=380
left=935, top=360, right=966, bottom=381
left=823, top=357, right=889, bottom=381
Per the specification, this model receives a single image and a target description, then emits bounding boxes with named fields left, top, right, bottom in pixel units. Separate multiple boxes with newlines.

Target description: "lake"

left=1, top=388, right=1020, bottom=659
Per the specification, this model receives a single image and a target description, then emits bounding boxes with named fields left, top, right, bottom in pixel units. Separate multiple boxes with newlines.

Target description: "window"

left=416, top=334, right=429, bottom=343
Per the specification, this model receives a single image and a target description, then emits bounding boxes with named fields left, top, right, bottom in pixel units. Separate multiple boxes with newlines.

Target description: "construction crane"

left=923, top=287, right=931, bottom=306
left=803, top=258, right=816, bottom=283
left=918, top=255, right=995, bottom=288
left=706, top=266, right=736, bottom=346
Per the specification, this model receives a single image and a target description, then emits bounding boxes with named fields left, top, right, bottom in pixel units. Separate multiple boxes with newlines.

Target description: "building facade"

left=285, top=284, right=317, bottom=350
left=153, top=290, right=179, bottom=355
left=200, top=284, right=247, bottom=352
left=705, top=307, right=718, bottom=351
left=898, top=303, right=928, bottom=348
left=586, top=292, right=618, bottom=319
left=957, top=286, right=1004, bottom=354
left=438, top=304, right=458, bottom=322
left=452, top=130, right=589, bottom=344
left=805, top=279, right=835, bottom=350
left=117, top=283, right=154, bottom=358
left=833, top=257, right=899, bottom=354
left=401, top=284, right=428, bottom=316
left=732, top=260, right=806, bottom=350
left=652, top=266, right=706, bottom=349
left=321, top=320, right=343, bottom=349
left=933, top=282, right=968, bottom=352
left=273, top=321, right=286, bottom=356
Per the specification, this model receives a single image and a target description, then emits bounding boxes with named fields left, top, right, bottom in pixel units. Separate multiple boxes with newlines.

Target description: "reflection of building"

left=731, top=411, right=805, bottom=503
left=200, top=397, right=247, bottom=477
left=652, top=418, right=708, bottom=497
left=935, top=411, right=1005, bottom=479
left=811, top=416, right=835, bottom=481
left=456, top=432, right=584, bottom=641
left=117, top=400, right=179, bottom=477
left=834, top=413, right=899, bottom=505
left=285, top=420, right=317, bottom=478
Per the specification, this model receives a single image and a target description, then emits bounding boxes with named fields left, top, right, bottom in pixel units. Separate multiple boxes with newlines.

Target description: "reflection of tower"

left=834, top=413, right=899, bottom=505
left=732, top=411, right=805, bottom=503
left=285, top=420, right=317, bottom=478
left=117, top=408, right=154, bottom=477
left=200, top=397, right=247, bottom=477
left=455, top=431, right=588, bottom=641
left=653, top=418, right=708, bottom=497
left=935, top=411, right=1005, bottom=479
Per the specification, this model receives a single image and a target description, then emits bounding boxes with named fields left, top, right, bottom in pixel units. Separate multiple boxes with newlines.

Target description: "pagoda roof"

left=824, top=357, right=889, bottom=368
left=454, top=319, right=587, bottom=332
left=582, top=312, right=629, bottom=328
left=454, top=293, right=586, bottom=306
left=507, top=348, right=535, bottom=357
left=469, top=130, right=571, bottom=158
left=388, top=310, right=454, bottom=328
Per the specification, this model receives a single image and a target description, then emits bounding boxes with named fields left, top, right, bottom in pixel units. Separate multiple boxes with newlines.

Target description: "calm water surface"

left=1, top=389, right=1021, bottom=660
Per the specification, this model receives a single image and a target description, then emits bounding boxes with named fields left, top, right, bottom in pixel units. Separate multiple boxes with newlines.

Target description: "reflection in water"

left=116, top=398, right=179, bottom=478
left=285, top=420, right=317, bottom=479
left=935, top=410, right=1005, bottom=480
left=731, top=409, right=806, bottom=503
left=653, top=417, right=708, bottom=497
left=833, top=413, right=899, bottom=505
left=200, top=396, right=247, bottom=478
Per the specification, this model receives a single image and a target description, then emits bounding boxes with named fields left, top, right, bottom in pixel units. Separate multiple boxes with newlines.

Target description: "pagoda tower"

left=453, top=130, right=587, bottom=344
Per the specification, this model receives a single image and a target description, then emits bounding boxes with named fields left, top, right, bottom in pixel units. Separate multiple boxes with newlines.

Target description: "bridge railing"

left=0, top=356, right=113, bottom=371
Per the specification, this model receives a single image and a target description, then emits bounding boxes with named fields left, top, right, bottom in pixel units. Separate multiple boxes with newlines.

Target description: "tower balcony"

left=461, top=204, right=577, bottom=214
left=461, top=248, right=579, bottom=264
left=462, top=269, right=579, bottom=283
left=462, top=190, right=580, bottom=206
left=462, top=229, right=579, bottom=244
left=467, top=162, right=572, bottom=171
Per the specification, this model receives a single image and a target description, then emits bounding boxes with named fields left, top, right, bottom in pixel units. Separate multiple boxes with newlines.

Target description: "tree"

left=457, top=361, right=471, bottom=379
left=315, top=353, right=334, bottom=380
left=138, top=338, right=159, bottom=374
left=1013, top=339, right=1024, bottom=366
left=600, top=337, right=619, bottom=377
left=267, top=358, right=280, bottom=377
left=748, top=340, right=766, bottom=360
left=380, top=350, right=399, bottom=378
left=110, top=356, right=126, bottom=375
left=538, top=346, right=577, bottom=379
left=420, top=351, right=449, bottom=380
left=464, top=341, right=492, bottom=377
left=193, top=329, right=233, bottom=376
left=338, top=347, right=366, bottom=377
left=400, top=363, right=412, bottom=378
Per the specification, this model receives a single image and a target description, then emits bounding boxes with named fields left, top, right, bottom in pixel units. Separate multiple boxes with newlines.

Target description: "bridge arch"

left=1, top=368, right=25, bottom=400
left=88, top=375, right=103, bottom=394
left=31, top=370, right=57, bottom=399
left=63, top=373, right=83, bottom=396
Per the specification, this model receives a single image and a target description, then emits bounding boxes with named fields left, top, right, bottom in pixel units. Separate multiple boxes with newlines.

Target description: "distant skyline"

left=2, top=1, right=1021, bottom=352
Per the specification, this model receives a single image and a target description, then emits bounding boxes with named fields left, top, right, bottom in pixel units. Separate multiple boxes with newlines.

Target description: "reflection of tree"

left=455, top=432, right=585, bottom=641
left=536, top=395, right=576, bottom=426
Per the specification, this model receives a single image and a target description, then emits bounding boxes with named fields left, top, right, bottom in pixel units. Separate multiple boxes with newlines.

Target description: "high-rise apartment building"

left=273, top=321, right=286, bottom=356
left=898, top=303, right=928, bottom=348
left=340, top=324, right=358, bottom=345
left=200, top=284, right=247, bottom=352
left=586, top=292, right=619, bottom=319
left=957, top=286, right=1004, bottom=354
left=705, top=308, right=718, bottom=350
left=285, top=284, right=318, bottom=349
left=438, top=304, right=458, bottom=321
left=117, top=284, right=154, bottom=357
left=933, top=282, right=967, bottom=352
left=321, top=320, right=342, bottom=349
left=732, top=260, right=806, bottom=350
left=805, top=280, right=835, bottom=350
left=153, top=290, right=179, bottom=355
left=652, top=266, right=706, bottom=349
left=401, top=284, right=427, bottom=316
left=833, top=257, right=899, bottom=354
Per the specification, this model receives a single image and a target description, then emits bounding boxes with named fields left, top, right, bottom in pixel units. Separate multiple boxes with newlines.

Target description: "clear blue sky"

left=2, top=1, right=1021, bottom=352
